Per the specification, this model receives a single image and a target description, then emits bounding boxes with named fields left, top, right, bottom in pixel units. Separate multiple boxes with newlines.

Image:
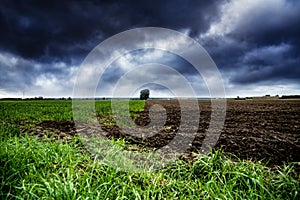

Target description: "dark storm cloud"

left=122, top=0, right=222, bottom=36
left=228, top=2, right=300, bottom=48
left=0, top=0, right=111, bottom=63
left=0, top=0, right=221, bottom=64
left=230, top=43, right=300, bottom=84
left=199, top=0, right=300, bottom=89
left=0, top=0, right=300, bottom=97
left=0, top=0, right=222, bottom=97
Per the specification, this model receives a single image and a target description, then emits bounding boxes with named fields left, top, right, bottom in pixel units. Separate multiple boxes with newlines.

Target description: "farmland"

left=1, top=99, right=299, bottom=199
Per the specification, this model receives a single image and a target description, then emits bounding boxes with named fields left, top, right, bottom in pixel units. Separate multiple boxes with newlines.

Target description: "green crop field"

left=0, top=100, right=299, bottom=199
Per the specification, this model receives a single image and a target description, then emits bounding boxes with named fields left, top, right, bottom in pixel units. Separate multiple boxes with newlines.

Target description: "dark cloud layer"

left=201, top=0, right=300, bottom=89
left=0, top=0, right=221, bottom=64
left=0, top=0, right=299, bottom=97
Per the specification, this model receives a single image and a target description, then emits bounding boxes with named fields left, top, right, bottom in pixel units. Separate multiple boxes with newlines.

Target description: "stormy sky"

left=0, top=0, right=299, bottom=98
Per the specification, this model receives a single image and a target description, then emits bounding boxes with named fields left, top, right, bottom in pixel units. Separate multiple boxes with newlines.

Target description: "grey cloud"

left=0, top=51, right=76, bottom=96
left=229, top=43, right=300, bottom=84
left=0, top=0, right=221, bottom=64
left=0, top=0, right=299, bottom=97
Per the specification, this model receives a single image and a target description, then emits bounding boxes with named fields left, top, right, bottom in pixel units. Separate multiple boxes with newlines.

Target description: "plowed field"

left=35, top=100, right=300, bottom=166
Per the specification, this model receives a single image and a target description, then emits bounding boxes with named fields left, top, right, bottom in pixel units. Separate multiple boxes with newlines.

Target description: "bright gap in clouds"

left=95, top=48, right=210, bottom=98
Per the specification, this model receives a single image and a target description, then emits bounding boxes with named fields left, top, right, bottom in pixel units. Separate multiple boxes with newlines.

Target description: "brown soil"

left=28, top=100, right=300, bottom=166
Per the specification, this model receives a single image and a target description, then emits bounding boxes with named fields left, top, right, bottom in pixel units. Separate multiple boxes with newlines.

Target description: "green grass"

left=0, top=100, right=299, bottom=199
left=0, top=100, right=144, bottom=122
left=0, top=100, right=73, bottom=122
left=1, top=136, right=299, bottom=199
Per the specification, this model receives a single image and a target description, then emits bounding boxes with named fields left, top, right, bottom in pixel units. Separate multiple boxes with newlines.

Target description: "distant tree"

left=140, top=89, right=150, bottom=100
